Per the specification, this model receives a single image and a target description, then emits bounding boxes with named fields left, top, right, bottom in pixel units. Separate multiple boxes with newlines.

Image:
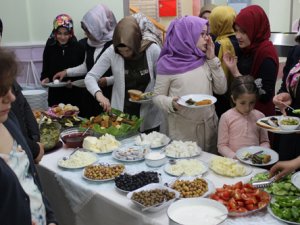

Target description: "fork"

left=252, top=176, right=276, bottom=188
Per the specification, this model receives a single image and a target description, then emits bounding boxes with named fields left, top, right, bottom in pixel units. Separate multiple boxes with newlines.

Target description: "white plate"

left=129, top=98, right=152, bottom=104
left=112, top=146, right=149, bottom=162
left=167, top=198, right=228, bottom=225
left=44, top=82, right=67, bottom=88
left=82, top=163, right=125, bottom=182
left=165, top=146, right=202, bottom=159
left=135, top=133, right=171, bottom=149
left=169, top=177, right=215, bottom=198
left=210, top=160, right=253, bottom=177
left=57, top=151, right=98, bottom=169
left=164, top=159, right=208, bottom=177
left=292, top=172, right=300, bottom=190
left=268, top=197, right=300, bottom=225
left=236, top=146, right=279, bottom=166
left=84, top=147, right=117, bottom=155
left=177, top=94, right=217, bottom=108
left=257, top=116, right=300, bottom=134
left=127, top=183, right=180, bottom=212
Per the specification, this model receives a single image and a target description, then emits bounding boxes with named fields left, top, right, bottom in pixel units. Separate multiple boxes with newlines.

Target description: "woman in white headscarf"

left=53, top=4, right=117, bottom=117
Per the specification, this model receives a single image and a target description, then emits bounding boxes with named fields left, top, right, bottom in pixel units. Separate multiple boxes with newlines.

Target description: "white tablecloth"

left=38, top=137, right=286, bottom=225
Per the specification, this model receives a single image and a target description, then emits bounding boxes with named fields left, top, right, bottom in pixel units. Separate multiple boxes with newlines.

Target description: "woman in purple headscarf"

left=153, top=16, right=227, bottom=153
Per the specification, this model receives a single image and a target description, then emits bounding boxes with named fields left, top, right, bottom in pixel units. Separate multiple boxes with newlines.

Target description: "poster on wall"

left=159, top=0, right=177, bottom=17
left=227, top=0, right=251, bottom=14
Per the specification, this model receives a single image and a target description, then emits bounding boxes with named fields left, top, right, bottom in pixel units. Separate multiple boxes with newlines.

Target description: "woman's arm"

left=207, top=57, right=227, bottom=95
left=217, top=114, right=236, bottom=158
left=270, top=156, right=300, bottom=180
left=152, top=75, right=177, bottom=113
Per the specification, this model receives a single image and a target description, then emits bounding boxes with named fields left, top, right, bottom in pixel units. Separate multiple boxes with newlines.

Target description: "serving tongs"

left=252, top=176, right=276, bottom=188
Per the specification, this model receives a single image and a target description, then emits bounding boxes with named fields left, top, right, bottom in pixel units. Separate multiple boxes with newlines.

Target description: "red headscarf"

left=235, top=5, right=278, bottom=78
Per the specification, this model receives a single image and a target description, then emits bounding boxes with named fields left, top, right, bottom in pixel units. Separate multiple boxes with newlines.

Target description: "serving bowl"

left=60, top=127, right=93, bottom=148
left=40, top=121, right=61, bottom=150
left=145, top=151, right=167, bottom=167
left=278, top=116, right=300, bottom=130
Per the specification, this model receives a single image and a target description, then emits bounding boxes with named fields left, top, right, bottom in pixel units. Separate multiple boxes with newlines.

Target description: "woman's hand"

left=41, top=78, right=49, bottom=85
left=53, top=70, right=67, bottom=81
left=223, top=52, right=240, bottom=77
left=206, top=36, right=215, bottom=60
left=273, top=92, right=292, bottom=116
left=34, top=142, right=44, bottom=164
left=270, top=156, right=300, bottom=180
left=95, top=91, right=111, bottom=112
left=172, top=97, right=181, bottom=111
left=98, top=77, right=107, bottom=87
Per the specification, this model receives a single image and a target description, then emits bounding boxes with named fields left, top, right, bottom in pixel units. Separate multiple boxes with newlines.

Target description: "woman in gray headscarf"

left=53, top=4, right=117, bottom=117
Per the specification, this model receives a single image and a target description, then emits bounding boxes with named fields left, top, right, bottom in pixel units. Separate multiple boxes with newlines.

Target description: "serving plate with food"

left=256, top=116, right=300, bottom=134
left=82, top=134, right=121, bottom=154
left=135, top=131, right=170, bottom=149
left=210, top=181, right=271, bottom=217
left=128, top=89, right=154, bottom=103
left=164, top=140, right=202, bottom=159
left=127, top=183, right=180, bottom=212
left=115, top=171, right=161, bottom=193
left=177, top=94, right=217, bottom=108
left=40, top=121, right=61, bottom=151
left=164, top=159, right=208, bottom=177
left=112, top=146, right=149, bottom=162
left=44, top=80, right=68, bottom=88
left=169, top=177, right=215, bottom=198
left=82, top=163, right=125, bottom=182
left=250, top=172, right=300, bottom=196
left=210, top=156, right=252, bottom=177
left=80, top=108, right=142, bottom=138
left=167, top=198, right=228, bottom=225
left=268, top=196, right=300, bottom=224
left=236, top=146, right=279, bottom=166
left=57, top=150, right=98, bottom=169
left=45, top=103, right=79, bottom=118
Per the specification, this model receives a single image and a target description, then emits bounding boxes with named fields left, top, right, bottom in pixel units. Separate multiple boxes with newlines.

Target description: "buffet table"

left=37, top=137, right=286, bottom=225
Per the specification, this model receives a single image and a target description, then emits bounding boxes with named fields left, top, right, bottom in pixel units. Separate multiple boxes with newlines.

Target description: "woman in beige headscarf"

left=85, top=14, right=162, bottom=133
left=209, top=5, right=241, bottom=117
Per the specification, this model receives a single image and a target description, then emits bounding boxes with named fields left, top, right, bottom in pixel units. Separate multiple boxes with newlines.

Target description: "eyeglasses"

left=200, top=32, right=209, bottom=38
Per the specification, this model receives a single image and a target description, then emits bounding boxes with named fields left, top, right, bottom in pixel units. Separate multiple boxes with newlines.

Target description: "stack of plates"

left=22, top=89, right=48, bottom=110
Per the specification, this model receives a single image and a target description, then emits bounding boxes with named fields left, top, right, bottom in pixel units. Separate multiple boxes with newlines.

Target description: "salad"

left=270, top=196, right=300, bottom=223
left=251, top=173, right=300, bottom=196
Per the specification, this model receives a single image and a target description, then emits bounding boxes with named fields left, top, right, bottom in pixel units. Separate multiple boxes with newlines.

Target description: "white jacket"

left=85, top=44, right=162, bottom=131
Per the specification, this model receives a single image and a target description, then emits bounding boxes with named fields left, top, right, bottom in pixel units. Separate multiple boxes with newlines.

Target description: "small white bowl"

left=279, top=116, right=300, bottom=130
left=145, top=151, right=167, bottom=167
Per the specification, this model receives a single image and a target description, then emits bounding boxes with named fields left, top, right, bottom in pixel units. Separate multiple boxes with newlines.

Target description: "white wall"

left=0, top=0, right=126, bottom=46
left=212, top=0, right=294, bottom=32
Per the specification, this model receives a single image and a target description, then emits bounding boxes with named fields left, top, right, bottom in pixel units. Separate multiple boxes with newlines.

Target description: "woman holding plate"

left=152, top=16, right=227, bottom=154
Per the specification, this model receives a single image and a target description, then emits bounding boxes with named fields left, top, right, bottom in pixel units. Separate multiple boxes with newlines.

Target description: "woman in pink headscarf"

left=153, top=16, right=227, bottom=154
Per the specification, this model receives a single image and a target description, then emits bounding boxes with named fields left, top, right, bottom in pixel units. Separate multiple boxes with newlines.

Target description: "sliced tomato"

left=233, top=191, right=242, bottom=200
left=210, top=194, right=220, bottom=201
left=237, top=207, right=247, bottom=213
left=244, top=183, right=254, bottom=189
left=245, top=198, right=257, bottom=205
left=228, top=198, right=237, bottom=210
left=258, top=201, right=268, bottom=209
left=233, top=181, right=243, bottom=189
left=220, top=191, right=231, bottom=201
left=245, top=204, right=254, bottom=211
left=241, top=193, right=249, bottom=201
left=237, top=201, right=245, bottom=207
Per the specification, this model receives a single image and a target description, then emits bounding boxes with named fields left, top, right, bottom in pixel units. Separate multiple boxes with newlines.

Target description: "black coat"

left=3, top=113, right=57, bottom=224
left=11, top=82, right=40, bottom=159
left=41, top=37, right=85, bottom=107
left=0, top=157, right=32, bottom=225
